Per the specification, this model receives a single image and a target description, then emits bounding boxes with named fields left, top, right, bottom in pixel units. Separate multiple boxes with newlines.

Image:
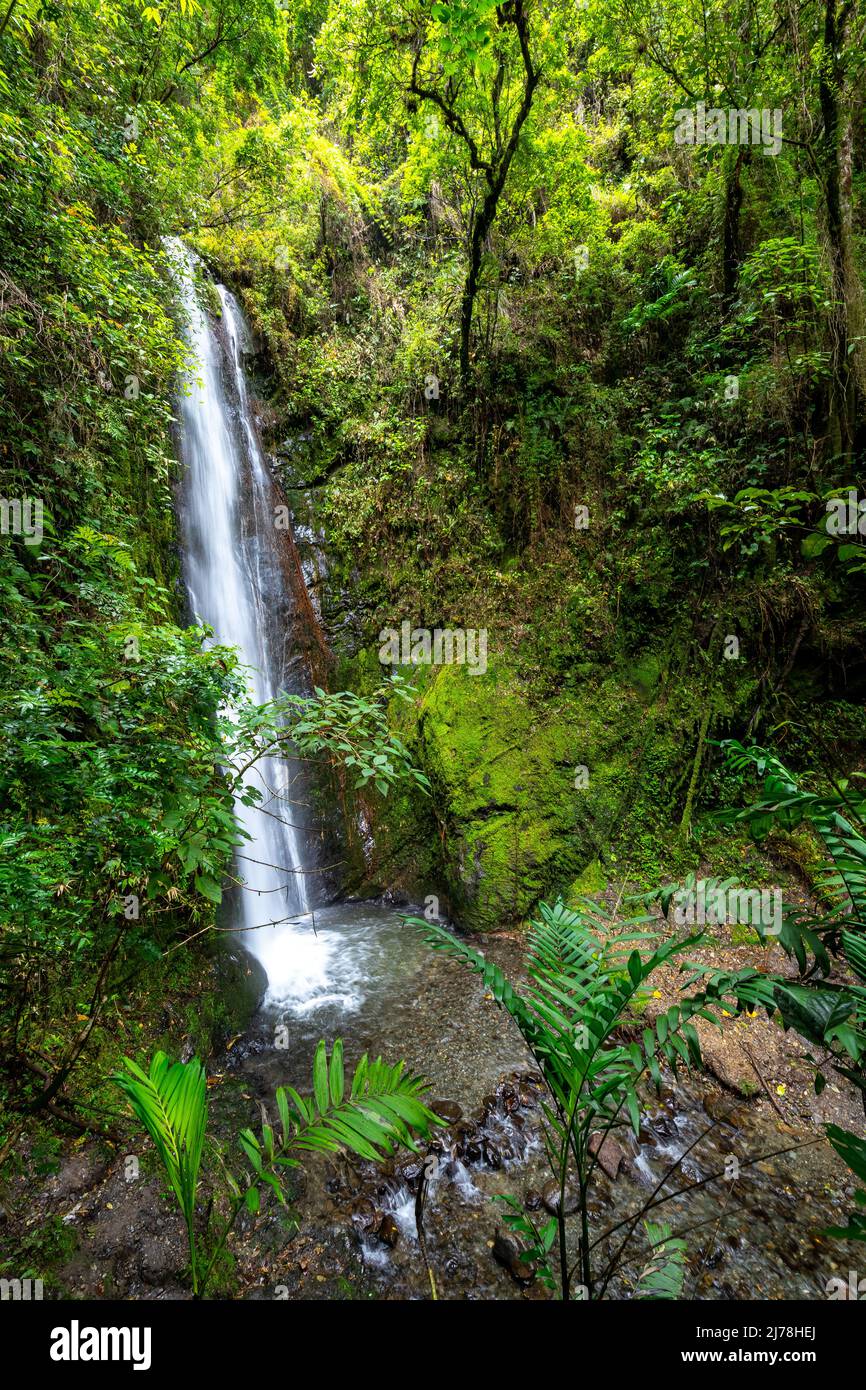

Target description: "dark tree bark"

left=817, top=0, right=859, bottom=461
left=722, top=146, right=750, bottom=310
left=409, top=0, right=540, bottom=392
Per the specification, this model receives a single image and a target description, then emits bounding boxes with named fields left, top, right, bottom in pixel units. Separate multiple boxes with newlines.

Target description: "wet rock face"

left=357, top=660, right=663, bottom=932
left=211, top=944, right=269, bottom=1042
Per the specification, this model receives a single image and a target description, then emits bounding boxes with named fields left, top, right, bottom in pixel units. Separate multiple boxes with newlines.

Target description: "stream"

left=167, top=245, right=856, bottom=1302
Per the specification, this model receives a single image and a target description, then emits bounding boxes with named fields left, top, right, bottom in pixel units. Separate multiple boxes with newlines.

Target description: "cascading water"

left=167, top=239, right=343, bottom=1007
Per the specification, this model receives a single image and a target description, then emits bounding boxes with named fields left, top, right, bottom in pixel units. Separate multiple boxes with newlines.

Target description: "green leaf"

left=329, top=1039, right=344, bottom=1106
left=313, top=1041, right=329, bottom=1116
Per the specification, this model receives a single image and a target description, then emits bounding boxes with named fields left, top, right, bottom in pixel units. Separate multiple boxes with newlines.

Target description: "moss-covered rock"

left=208, top=942, right=269, bottom=1044
left=328, top=639, right=759, bottom=931
left=403, top=658, right=659, bottom=930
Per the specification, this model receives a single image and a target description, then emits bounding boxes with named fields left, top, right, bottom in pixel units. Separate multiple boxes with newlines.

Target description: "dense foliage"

left=0, top=0, right=865, bottom=1305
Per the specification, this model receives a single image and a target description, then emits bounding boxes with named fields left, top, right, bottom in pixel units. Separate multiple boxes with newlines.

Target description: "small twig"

left=415, top=1163, right=438, bottom=1301
left=741, top=1041, right=785, bottom=1118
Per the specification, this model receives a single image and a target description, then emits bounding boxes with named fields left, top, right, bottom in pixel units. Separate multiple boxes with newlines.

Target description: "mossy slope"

left=403, top=659, right=652, bottom=929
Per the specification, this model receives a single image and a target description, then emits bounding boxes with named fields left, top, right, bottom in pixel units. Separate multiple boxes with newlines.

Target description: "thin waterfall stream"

left=169, top=238, right=330, bottom=1006
left=165, top=244, right=851, bottom=1301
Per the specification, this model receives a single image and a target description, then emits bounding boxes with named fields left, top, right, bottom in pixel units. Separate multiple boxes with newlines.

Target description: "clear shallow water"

left=229, top=907, right=534, bottom=1104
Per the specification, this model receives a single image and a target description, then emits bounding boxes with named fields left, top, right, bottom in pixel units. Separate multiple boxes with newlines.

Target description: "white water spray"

left=167, top=239, right=337, bottom=1005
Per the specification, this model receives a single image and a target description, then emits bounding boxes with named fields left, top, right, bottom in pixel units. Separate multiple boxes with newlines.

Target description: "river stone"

left=460, top=1133, right=484, bottom=1164
left=492, top=1230, right=535, bottom=1283
left=492, top=1230, right=520, bottom=1265
left=480, top=1094, right=498, bottom=1119
left=350, top=1198, right=379, bottom=1233
left=430, top=1100, right=464, bottom=1123
left=589, top=1132, right=627, bottom=1181
left=453, top=1119, right=478, bottom=1143
left=377, top=1213, right=400, bottom=1248
left=483, top=1141, right=503, bottom=1170
left=542, top=1180, right=580, bottom=1216
left=497, top=1082, right=519, bottom=1113
left=323, top=1161, right=343, bottom=1194
left=397, top=1157, right=424, bottom=1185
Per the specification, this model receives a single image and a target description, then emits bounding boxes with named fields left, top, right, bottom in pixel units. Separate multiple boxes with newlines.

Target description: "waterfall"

left=166, top=239, right=338, bottom=1008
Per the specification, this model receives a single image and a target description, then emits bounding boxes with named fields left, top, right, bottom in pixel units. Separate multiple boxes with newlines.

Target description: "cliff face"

left=322, top=641, right=710, bottom=929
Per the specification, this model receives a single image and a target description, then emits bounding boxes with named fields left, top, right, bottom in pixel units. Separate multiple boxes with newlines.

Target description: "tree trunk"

left=722, top=146, right=749, bottom=310
left=818, top=0, right=859, bottom=462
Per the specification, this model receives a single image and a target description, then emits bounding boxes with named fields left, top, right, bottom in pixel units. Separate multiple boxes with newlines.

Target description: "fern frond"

left=635, top=1222, right=687, bottom=1299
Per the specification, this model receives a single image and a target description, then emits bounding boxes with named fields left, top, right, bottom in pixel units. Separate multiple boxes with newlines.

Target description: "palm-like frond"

left=419, top=900, right=722, bottom=1138
left=825, top=1127, right=866, bottom=1242
left=114, top=1052, right=207, bottom=1287
left=116, top=1040, right=440, bottom=1293
left=635, top=1222, right=687, bottom=1299
left=719, top=741, right=866, bottom=946
left=114, top=1052, right=206, bottom=1221
left=239, top=1041, right=441, bottom=1188
left=705, top=743, right=866, bottom=1074
left=410, top=898, right=779, bottom=1298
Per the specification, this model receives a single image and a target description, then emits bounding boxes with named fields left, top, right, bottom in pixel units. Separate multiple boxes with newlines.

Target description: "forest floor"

left=2, top=881, right=861, bottom=1302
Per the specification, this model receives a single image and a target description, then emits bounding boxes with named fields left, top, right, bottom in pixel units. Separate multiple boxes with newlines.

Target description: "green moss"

left=730, top=922, right=762, bottom=947
left=338, top=647, right=722, bottom=931
left=623, top=651, right=666, bottom=705
left=567, top=859, right=608, bottom=896
left=407, top=659, right=645, bottom=929
left=0, top=1213, right=78, bottom=1295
